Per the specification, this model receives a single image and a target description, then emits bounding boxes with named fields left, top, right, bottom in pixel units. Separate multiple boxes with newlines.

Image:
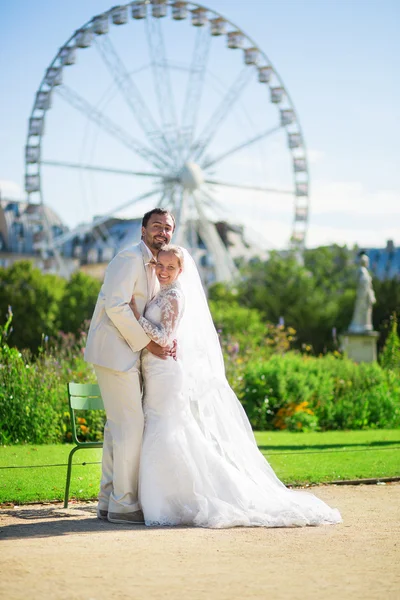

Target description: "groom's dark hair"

left=142, top=208, right=176, bottom=231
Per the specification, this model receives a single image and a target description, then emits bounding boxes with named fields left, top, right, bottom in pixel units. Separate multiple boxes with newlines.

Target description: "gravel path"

left=0, top=483, right=399, bottom=600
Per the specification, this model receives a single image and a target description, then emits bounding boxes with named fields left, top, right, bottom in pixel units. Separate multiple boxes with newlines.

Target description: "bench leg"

left=64, top=446, right=80, bottom=508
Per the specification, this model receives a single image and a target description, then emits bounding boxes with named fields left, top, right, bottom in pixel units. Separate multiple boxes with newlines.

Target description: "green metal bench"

left=64, top=382, right=104, bottom=508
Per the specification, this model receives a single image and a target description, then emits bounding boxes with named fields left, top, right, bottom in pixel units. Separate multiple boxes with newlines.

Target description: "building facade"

left=0, top=199, right=261, bottom=282
left=1, top=199, right=397, bottom=281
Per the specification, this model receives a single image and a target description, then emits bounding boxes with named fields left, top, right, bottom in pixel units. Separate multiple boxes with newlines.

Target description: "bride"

left=129, top=245, right=342, bottom=528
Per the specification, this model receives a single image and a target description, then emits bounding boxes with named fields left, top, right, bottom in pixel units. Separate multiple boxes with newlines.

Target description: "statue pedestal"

left=341, top=331, right=379, bottom=363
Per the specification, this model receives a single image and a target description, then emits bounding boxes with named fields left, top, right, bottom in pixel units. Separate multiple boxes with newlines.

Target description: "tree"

left=0, top=261, right=65, bottom=352
left=58, top=272, right=101, bottom=336
left=210, top=246, right=360, bottom=353
left=379, top=313, right=400, bottom=370
left=373, top=278, right=400, bottom=350
left=304, top=245, right=357, bottom=294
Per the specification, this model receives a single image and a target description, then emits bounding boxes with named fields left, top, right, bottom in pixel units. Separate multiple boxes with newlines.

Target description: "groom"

left=84, top=208, right=176, bottom=524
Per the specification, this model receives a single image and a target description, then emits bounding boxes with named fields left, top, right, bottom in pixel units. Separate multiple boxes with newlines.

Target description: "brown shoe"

left=108, top=509, right=145, bottom=524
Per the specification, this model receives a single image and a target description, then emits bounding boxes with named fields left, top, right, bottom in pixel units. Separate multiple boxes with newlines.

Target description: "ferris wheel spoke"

left=167, top=184, right=180, bottom=213
left=55, top=85, right=169, bottom=170
left=158, top=188, right=169, bottom=209
left=180, top=27, right=212, bottom=158
left=190, top=67, right=253, bottom=164
left=202, top=125, right=282, bottom=170
left=173, top=188, right=190, bottom=246
left=94, top=35, right=173, bottom=160
left=183, top=192, right=199, bottom=250
left=145, top=16, right=181, bottom=163
left=42, top=187, right=162, bottom=250
left=205, top=179, right=293, bottom=195
left=40, top=159, right=162, bottom=179
left=193, top=191, right=237, bottom=282
left=198, top=186, right=231, bottom=216
left=197, top=192, right=230, bottom=223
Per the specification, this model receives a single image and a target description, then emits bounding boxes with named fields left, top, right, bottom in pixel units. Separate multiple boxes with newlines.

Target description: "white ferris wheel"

left=25, top=0, right=310, bottom=281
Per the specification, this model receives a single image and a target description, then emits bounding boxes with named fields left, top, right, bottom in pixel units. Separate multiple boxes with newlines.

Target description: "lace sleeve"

left=139, top=288, right=184, bottom=347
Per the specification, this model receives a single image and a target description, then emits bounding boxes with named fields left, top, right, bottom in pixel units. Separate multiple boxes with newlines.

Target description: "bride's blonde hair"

left=159, top=245, right=185, bottom=270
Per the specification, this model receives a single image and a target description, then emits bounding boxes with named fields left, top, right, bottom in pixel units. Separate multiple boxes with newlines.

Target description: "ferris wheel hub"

left=178, top=161, right=204, bottom=192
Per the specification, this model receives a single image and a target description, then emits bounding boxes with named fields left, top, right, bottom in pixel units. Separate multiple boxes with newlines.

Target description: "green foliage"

left=2, top=246, right=400, bottom=445
left=0, top=261, right=65, bottom=353
left=239, top=352, right=400, bottom=431
left=210, top=245, right=400, bottom=355
left=1, top=301, right=399, bottom=443
left=0, top=312, right=99, bottom=445
left=0, top=261, right=100, bottom=353
left=208, top=282, right=240, bottom=304
left=304, top=245, right=356, bottom=292
left=380, top=314, right=400, bottom=371
left=373, top=278, right=400, bottom=350
left=282, top=408, right=319, bottom=433
left=209, top=299, right=296, bottom=390
left=209, top=300, right=269, bottom=352
left=209, top=302, right=387, bottom=434
left=58, top=272, right=100, bottom=337
left=222, top=245, right=359, bottom=354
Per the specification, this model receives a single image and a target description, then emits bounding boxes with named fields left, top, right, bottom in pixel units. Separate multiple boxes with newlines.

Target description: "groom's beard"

left=153, top=239, right=168, bottom=250
left=150, top=238, right=167, bottom=251
left=142, top=234, right=168, bottom=252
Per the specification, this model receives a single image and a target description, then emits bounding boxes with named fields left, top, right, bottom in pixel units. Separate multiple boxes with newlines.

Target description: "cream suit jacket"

left=84, top=242, right=152, bottom=372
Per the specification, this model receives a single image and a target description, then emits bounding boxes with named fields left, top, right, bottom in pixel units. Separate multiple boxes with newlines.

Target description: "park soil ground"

left=0, top=484, right=399, bottom=600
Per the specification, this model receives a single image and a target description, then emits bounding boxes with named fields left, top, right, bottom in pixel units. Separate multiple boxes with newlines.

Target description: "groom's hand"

left=171, top=339, right=177, bottom=361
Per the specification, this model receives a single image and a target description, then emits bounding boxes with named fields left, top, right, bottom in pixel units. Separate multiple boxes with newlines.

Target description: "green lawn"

left=1, top=430, right=399, bottom=504
left=257, top=429, right=400, bottom=485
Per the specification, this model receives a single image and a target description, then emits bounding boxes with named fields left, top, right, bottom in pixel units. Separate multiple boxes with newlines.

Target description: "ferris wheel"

left=25, top=0, right=310, bottom=281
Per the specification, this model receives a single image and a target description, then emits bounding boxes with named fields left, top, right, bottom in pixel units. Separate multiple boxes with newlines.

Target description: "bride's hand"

left=147, top=340, right=169, bottom=360
left=129, top=295, right=140, bottom=320
left=146, top=340, right=177, bottom=361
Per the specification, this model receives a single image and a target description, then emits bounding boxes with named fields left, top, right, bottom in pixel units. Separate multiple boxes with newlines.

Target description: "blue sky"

left=1, top=0, right=399, bottom=250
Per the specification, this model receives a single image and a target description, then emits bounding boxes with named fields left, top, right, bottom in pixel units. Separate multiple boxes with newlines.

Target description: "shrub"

left=239, top=352, right=400, bottom=431
left=275, top=401, right=319, bottom=432
left=209, top=301, right=297, bottom=396
left=0, top=311, right=101, bottom=445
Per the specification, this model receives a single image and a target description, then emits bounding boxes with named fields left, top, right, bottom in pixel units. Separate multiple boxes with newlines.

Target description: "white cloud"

left=208, top=184, right=292, bottom=217
left=242, top=218, right=291, bottom=250
left=306, top=224, right=398, bottom=249
left=206, top=178, right=400, bottom=250
left=310, top=180, right=400, bottom=216
left=241, top=215, right=398, bottom=251
left=0, top=179, right=24, bottom=200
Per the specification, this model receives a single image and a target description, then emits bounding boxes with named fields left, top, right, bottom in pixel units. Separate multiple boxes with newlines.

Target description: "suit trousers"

left=95, top=364, right=144, bottom=514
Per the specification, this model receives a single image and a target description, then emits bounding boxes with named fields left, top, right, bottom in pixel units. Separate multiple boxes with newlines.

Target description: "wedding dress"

left=138, top=252, right=342, bottom=528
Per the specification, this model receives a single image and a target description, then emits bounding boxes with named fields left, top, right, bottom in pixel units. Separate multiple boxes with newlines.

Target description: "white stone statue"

left=348, top=253, right=376, bottom=333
